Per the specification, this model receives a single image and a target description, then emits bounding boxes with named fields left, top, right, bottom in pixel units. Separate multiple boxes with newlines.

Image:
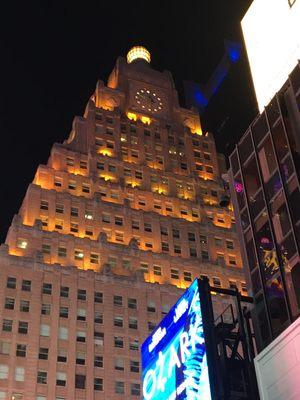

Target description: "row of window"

left=0, top=340, right=139, bottom=371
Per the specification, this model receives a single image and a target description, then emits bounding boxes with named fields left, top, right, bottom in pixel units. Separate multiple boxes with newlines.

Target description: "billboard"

left=141, top=279, right=213, bottom=400
left=242, top=0, right=300, bottom=112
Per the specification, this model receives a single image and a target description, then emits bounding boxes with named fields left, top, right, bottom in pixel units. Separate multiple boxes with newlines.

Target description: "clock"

left=134, top=88, right=164, bottom=113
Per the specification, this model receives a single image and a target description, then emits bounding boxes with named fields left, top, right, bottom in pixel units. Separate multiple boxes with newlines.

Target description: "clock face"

left=134, top=88, right=164, bottom=113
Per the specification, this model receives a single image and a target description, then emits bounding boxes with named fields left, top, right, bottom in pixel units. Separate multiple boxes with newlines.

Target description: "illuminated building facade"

left=0, top=47, right=244, bottom=399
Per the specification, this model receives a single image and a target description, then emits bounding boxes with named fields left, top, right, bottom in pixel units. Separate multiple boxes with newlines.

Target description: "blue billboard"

left=141, top=279, right=213, bottom=400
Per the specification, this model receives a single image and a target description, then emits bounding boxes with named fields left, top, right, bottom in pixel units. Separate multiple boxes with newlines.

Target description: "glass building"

left=229, top=62, right=300, bottom=350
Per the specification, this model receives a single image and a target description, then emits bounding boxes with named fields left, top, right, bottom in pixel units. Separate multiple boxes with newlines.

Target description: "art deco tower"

left=0, top=47, right=245, bottom=399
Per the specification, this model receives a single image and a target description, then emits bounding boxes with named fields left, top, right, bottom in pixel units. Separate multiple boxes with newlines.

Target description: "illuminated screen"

left=242, top=0, right=300, bottom=112
left=141, top=279, right=212, bottom=400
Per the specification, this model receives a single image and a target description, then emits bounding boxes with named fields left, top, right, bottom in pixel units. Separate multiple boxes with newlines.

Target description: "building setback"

left=0, top=47, right=245, bottom=399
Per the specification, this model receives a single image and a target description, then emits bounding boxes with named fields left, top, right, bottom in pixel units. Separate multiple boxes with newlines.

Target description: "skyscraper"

left=0, top=46, right=244, bottom=399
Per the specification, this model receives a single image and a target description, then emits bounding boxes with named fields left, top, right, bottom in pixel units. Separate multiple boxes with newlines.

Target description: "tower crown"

left=127, top=46, right=151, bottom=64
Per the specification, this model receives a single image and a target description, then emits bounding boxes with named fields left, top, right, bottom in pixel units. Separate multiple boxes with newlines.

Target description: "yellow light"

left=101, top=174, right=112, bottom=182
left=141, top=116, right=151, bottom=125
left=193, top=127, right=202, bottom=136
left=127, top=112, right=137, bottom=121
left=99, top=149, right=112, bottom=157
left=127, top=46, right=151, bottom=64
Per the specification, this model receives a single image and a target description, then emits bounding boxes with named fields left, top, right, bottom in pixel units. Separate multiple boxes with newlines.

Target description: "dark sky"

left=0, top=1, right=256, bottom=242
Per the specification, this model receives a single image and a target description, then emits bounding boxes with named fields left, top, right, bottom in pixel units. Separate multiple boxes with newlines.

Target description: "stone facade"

left=0, top=48, right=245, bottom=399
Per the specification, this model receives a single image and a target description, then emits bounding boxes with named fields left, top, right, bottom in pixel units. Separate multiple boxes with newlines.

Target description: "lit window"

left=17, top=239, right=27, bottom=249
left=40, top=324, right=50, bottom=337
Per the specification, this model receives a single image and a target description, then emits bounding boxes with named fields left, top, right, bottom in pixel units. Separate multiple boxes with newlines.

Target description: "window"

left=114, top=316, right=124, bottom=327
left=174, top=245, right=181, bottom=254
left=4, top=297, right=15, bottom=310
left=147, top=301, right=156, bottom=313
left=54, top=177, right=62, bottom=187
left=241, top=282, right=247, bottom=293
left=60, top=286, right=69, bottom=298
left=199, top=235, right=207, bottom=244
left=229, top=280, right=237, bottom=290
left=115, top=231, right=124, bottom=242
left=171, top=269, right=179, bottom=280
left=75, top=250, right=84, bottom=261
left=131, top=383, right=141, bottom=396
left=114, top=295, right=123, bottom=306
left=21, top=280, right=31, bottom=291
left=42, top=244, right=51, bottom=254
left=172, top=229, right=180, bottom=239
left=102, top=213, right=110, bottom=223
left=94, top=291, right=103, bottom=303
left=129, top=338, right=139, bottom=351
left=153, top=265, right=161, bottom=276
left=77, top=289, right=86, bottom=301
left=215, top=238, right=222, bottom=247
left=135, top=171, right=143, bottom=179
left=68, top=180, right=76, bottom=190
left=94, top=332, right=104, bottom=346
left=57, top=349, right=67, bottom=363
left=184, top=271, right=192, bottom=282
left=76, top=352, right=86, bottom=365
left=16, top=344, right=26, bottom=358
left=132, top=220, right=139, bottom=230
left=108, top=256, right=117, bottom=268
left=188, top=232, right=196, bottom=241
left=40, top=200, right=50, bottom=212
left=0, top=365, right=8, bottom=380
left=148, top=321, right=156, bottom=332
left=128, top=298, right=137, bottom=309
left=2, top=319, right=12, bottom=332
left=70, top=222, right=78, bottom=233
left=226, top=240, right=234, bottom=249
left=37, top=371, right=47, bottom=384
left=58, top=327, right=68, bottom=340
left=76, top=331, right=86, bottom=343
left=17, top=239, right=28, bottom=250
left=94, top=311, right=103, bottom=324
left=94, top=355, right=103, bottom=368
left=40, top=324, right=50, bottom=337
left=115, top=381, right=125, bottom=394
left=189, top=247, right=197, bottom=257
left=114, top=336, right=124, bottom=348
left=201, top=250, right=210, bottom=262
left=66, top=156, right=74, bottom=166
left=82, top=183, right=90, bottom=194
left=204, top=152, right=211, bottom=160
left=161, top=304, right=170, bottom=315
left=140, top=262, right=149, bottom=273
left=7, top=277, right=16, bottom=289
left=130, top=360, right=139, bottom=373
left=18, top=322, right=28, bottom=334
left=42, top=283, right=52, bottom=295
left=36, top=396, right=46, bottom=400
left=162, top=242, right=169, bottom=252
left=115, top=357, right=124, bottom=371
left=144, top=222, right=152, bottom=232
left=56, top=372, right=66, bottom=386
left=213, top=277, right=221, bottom=287
left=41, top=303, right=51, bottom=315
left=94, top=378, right=103, bottom=391
left=129, top=317, right=138, bottom=330
left=20, top=300, right=30, bottom=313
left=55, top=203, right=64, bottom=214
left=0, top=341, right=10, bottom=355
left=160, top=226, right=168, bottom=236
left=75, top=374, right=86, bottom=389
left=90, top=252, right=99, bottom=264
left=115, top=216, right=123, bottom=226
left=38, top=347, right=49, bottom=360
left=77, top=308, right=86, bottom=322
left=228, top=255, right=237, bottom=266
left=59, top=307, right=68, bottom=319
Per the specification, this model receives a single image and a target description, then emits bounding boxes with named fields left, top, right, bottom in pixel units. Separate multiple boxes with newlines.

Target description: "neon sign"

left=141, top=279, right=213, bottom=400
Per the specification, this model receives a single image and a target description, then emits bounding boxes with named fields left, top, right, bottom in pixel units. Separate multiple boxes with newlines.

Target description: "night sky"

left=0, top=1, right=257, bottom=242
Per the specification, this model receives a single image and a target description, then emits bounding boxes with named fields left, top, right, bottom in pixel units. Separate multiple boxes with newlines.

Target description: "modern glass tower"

left=0, top=47, right=244, bottom=399
left=229, top=62, right=300, bottom=350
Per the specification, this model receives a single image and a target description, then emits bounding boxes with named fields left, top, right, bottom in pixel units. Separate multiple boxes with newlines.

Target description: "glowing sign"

left=242, top=0, right=300, bottom=112
left=141, top=279, right=212, bottom=400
